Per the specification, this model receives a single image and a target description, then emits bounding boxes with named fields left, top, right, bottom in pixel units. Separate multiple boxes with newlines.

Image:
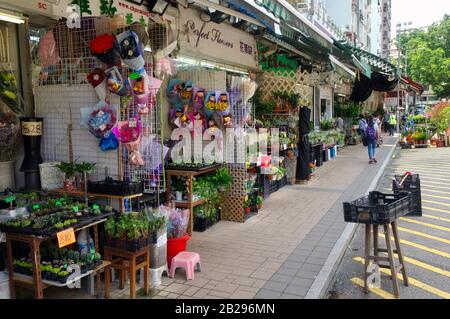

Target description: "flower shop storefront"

left=0, top=0, right=352, bottom=299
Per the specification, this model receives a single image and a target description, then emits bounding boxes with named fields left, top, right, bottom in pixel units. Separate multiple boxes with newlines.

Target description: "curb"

left=304, top=139, right=398, bottom=299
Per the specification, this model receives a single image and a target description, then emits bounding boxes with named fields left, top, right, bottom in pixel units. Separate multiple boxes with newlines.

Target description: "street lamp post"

left=396, top=31, right=401, bottom=135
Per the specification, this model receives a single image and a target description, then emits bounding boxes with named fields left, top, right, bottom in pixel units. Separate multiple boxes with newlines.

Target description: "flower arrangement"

left=0, top=105, right=20, bottom=162
left=88, top=105, right=117, bottom=139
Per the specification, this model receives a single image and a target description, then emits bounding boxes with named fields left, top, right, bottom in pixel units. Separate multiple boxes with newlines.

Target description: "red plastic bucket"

left=167, top=235, right=190, bottom=267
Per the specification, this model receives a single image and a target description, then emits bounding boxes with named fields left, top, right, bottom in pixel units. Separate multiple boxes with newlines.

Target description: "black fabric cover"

left=299, top=106, right=311, bottom=136
left=350, top=73, right=373, bottom=102
left=371, top=72, right=398, bottom=92
left=296, top=135, right=311, bottom=181
left=296, top=107, right=312, bottom=181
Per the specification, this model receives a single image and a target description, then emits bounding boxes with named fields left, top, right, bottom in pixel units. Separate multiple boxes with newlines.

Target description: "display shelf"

left=173, top=198, right=208, bottom=208
left=11, top=261, right=111, bottom=288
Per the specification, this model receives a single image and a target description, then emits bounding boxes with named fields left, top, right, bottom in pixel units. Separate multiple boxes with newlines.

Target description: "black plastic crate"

left=193, top=217, right=213, bottom=232
left=393, top=174, right=422, bottom=216
left=105, top=237, right=149, bottom=252
left=343, top=191, right=412, bottom=225
left=88, top=179, right=143, bottom=196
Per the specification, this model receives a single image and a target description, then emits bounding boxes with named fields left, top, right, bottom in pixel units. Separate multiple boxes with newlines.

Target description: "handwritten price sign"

left=21, top=121, right=42, bottom=136
left=57, top=228, right=76, bottom=248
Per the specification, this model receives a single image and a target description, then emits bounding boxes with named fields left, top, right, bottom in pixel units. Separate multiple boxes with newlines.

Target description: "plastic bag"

left=80, top=101, right=118, bottom=139
left=129, top=71, right=149, bottom=112
left=116, top=30, right=145, bottom=71
left=193, top=87, right=206, bottom=112
left=203, top=91, right=216, bottom=116
left=90, top=34, right=121, bottom=67
left=112, top=118, right=142, bottom=144
left=160, top=205, right=189, bottom=239
left=39, top=31, right=61, bottom=67
left=99, top=133, right=119, bottom=151
left=215, top=91, right=230, bottom=115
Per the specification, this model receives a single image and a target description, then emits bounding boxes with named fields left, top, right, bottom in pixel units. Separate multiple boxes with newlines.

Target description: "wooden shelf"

left=11, top=261, right=111, bottom=288
left=173, top=198, right=207, bottom=208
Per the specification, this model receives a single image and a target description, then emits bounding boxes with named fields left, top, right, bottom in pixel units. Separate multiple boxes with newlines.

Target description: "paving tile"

left=263, top=281, right=288, bottom=292
left=255, top=289, right=282, bottom=299
left=279, top=293, right=303, bottom=299
left=300, top=263, right=323, bottom=272
left=282, top=261, right=302, bottom=270
left=183, top=286, right=201, bottom=297
left=295, top=269, right=319, bottom=280
left=305, top=256, right=327, bottom=266
left=230, top=290, right=257, bottom=299
left=276, top=267, right=299, bottom=277
left=290, top=277, right=314, bottom=288
left=284, top=284, right=309, bottom=297
left=233, top=276, right=256, bottom=286
left=192, top=289, right=211, bottom=298
left=213, top=282, right=239, bottom=294
left=167, top=293, right=180, bottom=299
left=252, top=279, right=267, bottom=289
left=164, top=283, right=190, bottom=294
left=270, top=273, right=294, bottom=284
left=208, top=290, right=232, bottom=298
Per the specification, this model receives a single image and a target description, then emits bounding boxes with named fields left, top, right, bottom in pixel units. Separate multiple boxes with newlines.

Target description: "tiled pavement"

left=45, top=135, right=397, bottom=299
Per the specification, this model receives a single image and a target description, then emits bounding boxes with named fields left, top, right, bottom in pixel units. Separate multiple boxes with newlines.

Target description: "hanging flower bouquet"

left=90, top=34, right=122, bottom=67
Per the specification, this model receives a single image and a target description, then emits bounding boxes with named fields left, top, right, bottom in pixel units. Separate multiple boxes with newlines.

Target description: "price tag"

left=92, top=204, right=100, bottom=210
left=57, top=228, right=76, bottom=248
left=32, top=204, right=40, bottom=210
left=4, top=195, right=15, bottom=204
left=72, top=205, right=79, bottom=213
left=129, top=119, right=137, bottom=128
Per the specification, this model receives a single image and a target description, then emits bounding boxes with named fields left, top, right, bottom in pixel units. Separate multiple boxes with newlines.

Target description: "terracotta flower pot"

left=245, top=207, right=251, bottom=214
left=64, top=178, right=77, bottom=191
left=257, top=204, right=262, bottom=210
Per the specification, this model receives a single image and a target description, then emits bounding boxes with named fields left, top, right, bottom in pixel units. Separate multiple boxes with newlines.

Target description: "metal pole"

left=396, top=31, right=401, bottom=135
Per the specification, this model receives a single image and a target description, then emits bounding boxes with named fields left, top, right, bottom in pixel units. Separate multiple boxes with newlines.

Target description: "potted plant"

left=172, top=177, right=186, bottom=201
left=243, top=200, right=251, bottom=215
left=75, top=162, right=96, bottom=191
left=55, top=162, right=78, bottom=191
left=256, top=196, right=264, bottom=210
left=214, top=168, right=233, bottom=192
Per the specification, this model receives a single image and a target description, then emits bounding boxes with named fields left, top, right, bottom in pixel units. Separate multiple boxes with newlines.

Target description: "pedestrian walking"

left=374, top=114, right=382, bottom=146
left=335, top=116, right=344, bottom=132
left=365, top=115, right=379, bottom=164
left=388, top=112, right=397, bottom=136
left=357, top=114, right=367, bottom=137
left=383, top=112, right=390, bottom=133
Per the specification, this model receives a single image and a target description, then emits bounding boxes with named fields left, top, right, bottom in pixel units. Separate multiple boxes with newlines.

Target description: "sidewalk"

left=137, top=134, right=398, bottom=300
left=47, top=135, right=397, bottom=299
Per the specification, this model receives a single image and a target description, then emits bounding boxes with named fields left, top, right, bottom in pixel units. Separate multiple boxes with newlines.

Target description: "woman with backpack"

left=365, top=116, right=379, bottom=164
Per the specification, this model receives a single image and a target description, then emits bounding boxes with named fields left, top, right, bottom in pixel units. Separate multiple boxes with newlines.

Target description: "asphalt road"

left=327, top=146, right=450, bottom=299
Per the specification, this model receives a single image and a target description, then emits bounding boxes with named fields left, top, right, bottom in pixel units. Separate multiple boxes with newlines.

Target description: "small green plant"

left=55, top=162, right=77, bottom=179
left=75, top=162, right=96, bottom=174
left=214, top=168, right=233, bottom=190
left=256, top=196, right=264, bottom=206
left=172, top=177, right=186, bottom=192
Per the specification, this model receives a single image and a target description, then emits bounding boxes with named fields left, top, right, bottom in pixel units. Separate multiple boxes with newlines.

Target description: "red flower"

left=90, top=34, right=116, bottom=54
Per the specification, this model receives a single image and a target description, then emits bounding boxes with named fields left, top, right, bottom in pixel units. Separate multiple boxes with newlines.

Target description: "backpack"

left=366, top=125, right=377, bottom=141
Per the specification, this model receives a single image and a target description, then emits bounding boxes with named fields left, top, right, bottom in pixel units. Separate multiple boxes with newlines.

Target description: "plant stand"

left=363, top=221, right=408, bottom=298
left=51, top=189, right=143, bottom=213
left=166, top=165, right=222, bottom=235
left=103, top=245, right=149, bottom=299
left=4, top=219, right=110, bottom=299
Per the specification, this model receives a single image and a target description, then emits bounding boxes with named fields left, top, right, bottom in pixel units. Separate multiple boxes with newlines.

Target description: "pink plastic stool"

left=169, top=252, right=201, bottom=280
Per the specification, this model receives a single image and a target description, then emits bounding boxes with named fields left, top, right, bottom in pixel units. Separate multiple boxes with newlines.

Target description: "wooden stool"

left=104, top=246, right=150, bottom=299
left=363, top=221, right=409, bottom=298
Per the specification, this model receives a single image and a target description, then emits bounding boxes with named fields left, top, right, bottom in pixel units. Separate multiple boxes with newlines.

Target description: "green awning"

left=333, top=41, right=397, bottom=75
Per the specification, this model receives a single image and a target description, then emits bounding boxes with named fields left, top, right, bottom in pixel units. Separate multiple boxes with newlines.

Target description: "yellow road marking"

left=423, top=206, right=450, bottom=215
left=421, top=188, right=450, bottom=196
left=397, top=226, right=450, bottom=245
left=353, top=257, right=450, bottom=299
left=350, top=277, right=395, bottom=299
left=379, top=234, right=450, bottom=259
left=422, top=184, right=450, bottom=191
left=422, top=199, right=450, bottom=208
left=423, top=214, right=450, bottom=223
left=423, top=194, right=450, bottom=201
left=400, top=256, right=450, bottom=279
left=400, top=217, right=450, bottom=233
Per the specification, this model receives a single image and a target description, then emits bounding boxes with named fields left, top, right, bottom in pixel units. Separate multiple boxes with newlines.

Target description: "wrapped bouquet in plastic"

left=215, top=91, right=230, bottom=115
left=129, top=71, right=149, bottom=113
left=81, top=101, right=118, bottom=139
left=105, top=66, right=127, bottom=96
left=113, top=118, right=144, bottom=166
left=90, top=34, right=121, bottom=67
left=87, top=68, right=107, bottom=101
left=160, top=205, right=189, bottom=239
left=116, top=30, right=145, bottom=71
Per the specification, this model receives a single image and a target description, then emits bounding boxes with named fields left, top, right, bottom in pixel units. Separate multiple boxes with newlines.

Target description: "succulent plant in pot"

left=256, top=196, right=264, bottom=210
left=243, top=199, right=251, bottom=215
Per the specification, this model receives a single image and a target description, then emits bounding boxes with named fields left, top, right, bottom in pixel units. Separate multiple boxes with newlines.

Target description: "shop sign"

left=21, top=121, right=42, bottom=136
left=57, top=227, right=76, bottom=248
left=259, top=52, right=298, bottom=72
left=178, top=7, right=258, bottom=69
left=51, top=0, right=163, bottom=26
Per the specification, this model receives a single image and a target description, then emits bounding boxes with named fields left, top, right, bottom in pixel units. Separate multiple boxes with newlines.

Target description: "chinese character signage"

left=259, top=52, right=298, bottom=72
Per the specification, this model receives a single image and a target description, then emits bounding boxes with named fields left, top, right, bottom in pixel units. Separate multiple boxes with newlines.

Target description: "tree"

left=399, top=15, right=450, bottom=98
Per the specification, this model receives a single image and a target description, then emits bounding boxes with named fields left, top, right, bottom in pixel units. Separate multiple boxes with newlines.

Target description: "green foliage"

left=56, top=162, right=77, bottom=178
left=75, top=162, right=96, bottom=174
left=430, top=106, right=450, bottom=134
left=334, top=100, right=362, bottom=118
left=412, top=132, right=427, bottom=141
left=399, top=15, right=450, bottom=98
left=413, top=115, right=427, bottom=124
left=320, top=119, right=334, bottom=131
left=256, top=196, right=264, bottom=205
left=171, top=177, right=186, bottom=192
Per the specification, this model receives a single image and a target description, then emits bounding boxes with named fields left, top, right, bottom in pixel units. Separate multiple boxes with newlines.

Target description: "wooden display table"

left=166, top=165, right=222, bottom=235
left=51, top=189, right=143, bottom=213
left=103, top=245, right=149, bottom=299
left=5, top=218, right=110, bottom=299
